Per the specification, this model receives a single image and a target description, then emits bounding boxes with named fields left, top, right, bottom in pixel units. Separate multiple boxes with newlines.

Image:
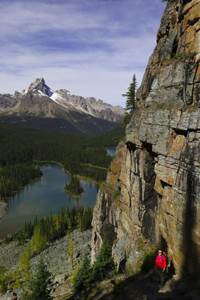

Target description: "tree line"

left=0, top=164, right=41, bottom=198
left=9, top=207, right=93, bottom=247
left=0, top=125, right=123, bottom=197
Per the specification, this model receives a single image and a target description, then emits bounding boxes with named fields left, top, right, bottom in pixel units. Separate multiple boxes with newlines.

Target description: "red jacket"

left=155, top=255, right=167, bottom=270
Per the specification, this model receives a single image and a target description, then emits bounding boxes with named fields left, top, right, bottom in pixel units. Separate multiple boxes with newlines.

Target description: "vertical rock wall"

left=91, top=0, right=200, bottom=277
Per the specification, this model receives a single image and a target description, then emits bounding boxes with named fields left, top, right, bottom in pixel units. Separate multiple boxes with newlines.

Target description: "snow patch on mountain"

left=0, top=78, right=124, bottom=122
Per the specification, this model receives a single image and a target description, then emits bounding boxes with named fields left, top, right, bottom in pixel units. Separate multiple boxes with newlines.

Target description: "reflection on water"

left=0, top=164, right=98, bottom=238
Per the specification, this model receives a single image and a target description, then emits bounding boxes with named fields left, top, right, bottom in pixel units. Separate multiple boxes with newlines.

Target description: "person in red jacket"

left=155, top=250, right=167, bottom=286
left=155, top=250, right=167, bottom=271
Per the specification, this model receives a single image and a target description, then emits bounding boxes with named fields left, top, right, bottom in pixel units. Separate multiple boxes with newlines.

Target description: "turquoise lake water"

left=0, top=164, right=98, bottom=238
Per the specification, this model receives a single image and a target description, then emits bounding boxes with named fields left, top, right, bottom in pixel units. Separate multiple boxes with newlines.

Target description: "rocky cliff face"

left=91, top=0, right=200, bottom=278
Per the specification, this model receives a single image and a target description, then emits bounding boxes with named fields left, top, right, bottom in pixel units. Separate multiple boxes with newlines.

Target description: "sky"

left=0, top=0, right=166, bottom=106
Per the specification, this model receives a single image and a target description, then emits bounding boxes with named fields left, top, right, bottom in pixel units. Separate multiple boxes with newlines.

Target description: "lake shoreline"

left=0, top=160, right=98, bottom=222
left=0, top=172, right=42, bottom=223
left=0, top=164, right=98, bottom=240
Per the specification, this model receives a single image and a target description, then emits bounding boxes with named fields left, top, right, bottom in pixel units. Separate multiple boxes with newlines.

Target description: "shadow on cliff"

left=157, top=147, right=200, bottom=299
left=181, top=148, right=200, bottom=278
left=98, top=147, right=200, bottom=300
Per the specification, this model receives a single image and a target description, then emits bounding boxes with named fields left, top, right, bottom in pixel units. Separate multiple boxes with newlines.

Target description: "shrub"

left=0, top=266, right=10, bottom=294
left=173, top=52, right=197, bottom=62
left=112, top=189, right=121, bottom=199
left=22, top=260, right=51, bottom=300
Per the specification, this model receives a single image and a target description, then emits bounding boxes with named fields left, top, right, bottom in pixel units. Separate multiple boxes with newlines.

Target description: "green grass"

left=80, top=163, right=107, bottom=170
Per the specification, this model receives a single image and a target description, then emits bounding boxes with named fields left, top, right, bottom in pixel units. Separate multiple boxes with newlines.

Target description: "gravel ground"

left=0, top=240, right=24, bottom=270
left=0, top=229, right=91, bottom=276
left=31, top=229, right=91, bottom=276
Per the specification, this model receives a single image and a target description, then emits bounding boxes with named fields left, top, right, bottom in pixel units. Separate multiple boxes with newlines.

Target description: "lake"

left=106, top=147, right=116, bottom=157
left=0, top=164, right=98, bottom=238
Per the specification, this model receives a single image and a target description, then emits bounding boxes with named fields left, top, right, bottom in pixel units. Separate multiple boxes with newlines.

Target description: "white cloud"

left=0, top=0, right=165, bottom=106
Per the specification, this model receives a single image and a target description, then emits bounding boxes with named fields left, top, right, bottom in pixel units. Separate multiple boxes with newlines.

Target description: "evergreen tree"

left=22, top=260, right=51, bottom=300
left=18, top=246, right=31, bottom=283
left=92, top=241, right=114, bottom=281
left=72, top=241, right=114, bottom=292
left=72, top=257, right=91, bottom=291
left=30, top=224, right=48, bottom=255
left=123, top=74, right=137, bottom=112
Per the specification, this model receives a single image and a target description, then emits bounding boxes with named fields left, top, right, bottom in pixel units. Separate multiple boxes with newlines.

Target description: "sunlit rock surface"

left=91, top=0, right=200, bottom=279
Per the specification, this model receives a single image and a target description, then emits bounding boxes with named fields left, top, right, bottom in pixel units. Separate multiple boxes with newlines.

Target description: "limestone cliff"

left=91, top=0, right=200, bottom=278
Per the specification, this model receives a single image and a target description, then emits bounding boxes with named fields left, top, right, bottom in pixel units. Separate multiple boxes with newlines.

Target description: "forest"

left=0, top=124, right=123, bottom=198
left=0, top=164, right=41, bottom=198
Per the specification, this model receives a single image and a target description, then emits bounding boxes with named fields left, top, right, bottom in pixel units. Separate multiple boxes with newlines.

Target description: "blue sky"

left=0, top=0, right=165, bottom=106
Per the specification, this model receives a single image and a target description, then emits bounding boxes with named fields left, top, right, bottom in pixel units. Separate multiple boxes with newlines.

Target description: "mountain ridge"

left=0, top=78, right=124, bottom=135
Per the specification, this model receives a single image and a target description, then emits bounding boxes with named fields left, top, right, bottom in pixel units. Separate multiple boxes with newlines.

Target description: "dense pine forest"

left=0, top=124, right=123, bottom=199
left=0, top=164, right=42, bottom=198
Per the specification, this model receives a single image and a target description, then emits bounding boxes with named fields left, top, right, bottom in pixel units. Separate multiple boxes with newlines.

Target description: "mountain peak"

left=25, top=78, right=53, bottom=97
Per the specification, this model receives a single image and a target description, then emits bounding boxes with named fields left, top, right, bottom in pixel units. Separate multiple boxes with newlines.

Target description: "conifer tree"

left=92, top=241, right=114, bottom=280
left=18, top=246, right=31, bottom=283
left=22, top=260, right=51, bottom=300
left=123, top=74, right=137, bottom=112
left=72, top=257, right=91, bottom=291
left=30, top=224, right=47, bottom=255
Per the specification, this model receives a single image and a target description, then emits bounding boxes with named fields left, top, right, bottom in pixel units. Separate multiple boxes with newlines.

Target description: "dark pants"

left=155, top=268, right=165, bottom=286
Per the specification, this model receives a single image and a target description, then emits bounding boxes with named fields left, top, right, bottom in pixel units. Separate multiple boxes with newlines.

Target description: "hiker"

left=155, top=250, right=167, bottom=286
left=155, top=250, right=167, bottom=271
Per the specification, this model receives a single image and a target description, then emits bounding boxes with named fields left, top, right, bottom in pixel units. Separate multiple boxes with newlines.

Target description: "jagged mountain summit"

left=0, top=78, right=124, bottom=135
left=24, top=77, right=54, bottom=97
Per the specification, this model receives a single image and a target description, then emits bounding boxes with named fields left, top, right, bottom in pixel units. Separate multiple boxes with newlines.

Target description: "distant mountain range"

left=0, top=78, right=124, bottom=135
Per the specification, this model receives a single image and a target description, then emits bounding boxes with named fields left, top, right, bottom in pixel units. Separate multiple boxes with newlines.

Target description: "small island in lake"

left=65, top=175, right=84, bottom=197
